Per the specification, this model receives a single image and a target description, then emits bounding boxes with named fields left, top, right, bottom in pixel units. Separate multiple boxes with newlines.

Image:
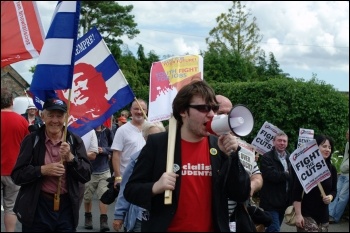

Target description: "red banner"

left=1, top=1, right=44, bottom=67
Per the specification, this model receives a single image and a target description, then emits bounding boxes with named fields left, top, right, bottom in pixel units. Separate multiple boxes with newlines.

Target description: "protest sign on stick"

left=297, top=128, right=314, bottom=148
left=238, top=139, right=255, bottom=175
left=251, top=121, right=281, bottom=155
left=149, top=55, right=203, bottom=204
left=289, top=139, right=330, bottom=194
left=149, top=55, right=203, bottom=122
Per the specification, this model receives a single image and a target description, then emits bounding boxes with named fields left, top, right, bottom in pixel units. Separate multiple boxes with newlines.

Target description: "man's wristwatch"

left=115, top=176, right=122, bottom=182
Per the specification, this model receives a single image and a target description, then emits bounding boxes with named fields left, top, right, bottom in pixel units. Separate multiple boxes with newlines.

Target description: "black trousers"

left=22, top=192, right=74, bottom=232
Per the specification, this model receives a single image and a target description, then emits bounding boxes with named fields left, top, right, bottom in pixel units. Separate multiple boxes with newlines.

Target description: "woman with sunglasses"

left=124, top=80, right=251, bottom=232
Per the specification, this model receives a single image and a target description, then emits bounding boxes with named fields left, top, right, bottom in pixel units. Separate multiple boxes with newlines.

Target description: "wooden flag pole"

left=54, top=89, right=72, bottom=211
left=164, top=115, right=177, bottom=205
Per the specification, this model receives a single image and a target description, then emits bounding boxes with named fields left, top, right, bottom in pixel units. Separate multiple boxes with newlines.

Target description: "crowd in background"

left=1, top=82, right=348, bottom=232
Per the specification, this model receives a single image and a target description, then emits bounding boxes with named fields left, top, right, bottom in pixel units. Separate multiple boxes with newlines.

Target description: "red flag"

left=1, top=1, right=44, bottom=67
left=103, top=116, right=112, bottom=129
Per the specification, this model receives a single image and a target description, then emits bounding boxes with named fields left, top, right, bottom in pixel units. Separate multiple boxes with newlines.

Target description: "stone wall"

left=1, top=65, right=30, bottom=97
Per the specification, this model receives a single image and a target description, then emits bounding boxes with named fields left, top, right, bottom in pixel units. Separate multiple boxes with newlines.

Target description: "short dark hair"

left=1, top=88, right=13, bottom=109
left=172, top=80, right=218, bottom=126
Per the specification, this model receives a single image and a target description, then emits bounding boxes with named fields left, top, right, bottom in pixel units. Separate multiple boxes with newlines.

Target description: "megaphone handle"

left=164, top=116, right=177, bottom=205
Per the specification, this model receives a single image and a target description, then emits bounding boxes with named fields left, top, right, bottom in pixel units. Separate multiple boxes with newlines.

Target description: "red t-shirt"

left=1, top=111, right=29, bottom=175
left=167, top=137, right=214, bottom=232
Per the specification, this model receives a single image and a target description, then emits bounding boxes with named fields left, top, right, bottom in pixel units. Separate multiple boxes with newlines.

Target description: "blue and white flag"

left=56, top=27, right=135, bottom=137
left=30, top=89, right=58, bottom=110
left=30, top=1, right=80, bottom=101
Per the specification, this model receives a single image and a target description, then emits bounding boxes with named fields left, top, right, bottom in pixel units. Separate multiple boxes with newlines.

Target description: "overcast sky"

left=12, top=1, right=349, bottom=92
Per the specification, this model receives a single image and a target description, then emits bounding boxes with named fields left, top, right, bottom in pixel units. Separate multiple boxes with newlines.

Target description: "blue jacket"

left=114, top=150, right=144, bottom=232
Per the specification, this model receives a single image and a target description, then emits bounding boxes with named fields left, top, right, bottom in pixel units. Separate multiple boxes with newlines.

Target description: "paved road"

left=2, top=197, right=349, bottom=232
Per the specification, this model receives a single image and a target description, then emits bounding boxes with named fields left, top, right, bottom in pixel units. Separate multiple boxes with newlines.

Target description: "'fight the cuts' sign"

left=289, top=139, right=330, bottom=193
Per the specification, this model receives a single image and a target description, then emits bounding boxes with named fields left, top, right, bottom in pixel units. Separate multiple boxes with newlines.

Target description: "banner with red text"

left=148, top=55, right=203, bottom=122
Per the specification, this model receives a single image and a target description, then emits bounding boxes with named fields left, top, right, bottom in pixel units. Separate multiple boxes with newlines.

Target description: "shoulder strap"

left=28, top=132, right=39, bottom=165
left=33, top=135, right=39, bottom=148
left=67, top=134, right=74, bottom=146
left=32, top=130, right=39, bottom=149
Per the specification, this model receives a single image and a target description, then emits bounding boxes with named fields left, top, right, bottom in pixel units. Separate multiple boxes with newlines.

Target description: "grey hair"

left=273, top=131, right=288, bottom=141
left=142, top=121, right=166, bottom=139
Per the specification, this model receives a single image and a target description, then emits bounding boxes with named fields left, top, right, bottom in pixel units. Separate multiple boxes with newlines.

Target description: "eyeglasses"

left=188, top=104, right=219, bottom=113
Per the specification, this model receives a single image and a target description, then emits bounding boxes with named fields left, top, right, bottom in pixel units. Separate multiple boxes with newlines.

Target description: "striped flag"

left=56, top=27, right=135, bottom=137
left=29, top=89, right=58, bottom=110
left=1, top=1, right=44, bottom=67
left=30, top=1, right=80, bottom=93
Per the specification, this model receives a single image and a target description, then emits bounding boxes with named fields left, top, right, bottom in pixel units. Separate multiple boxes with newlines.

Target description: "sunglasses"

left=188, top=104, right=219, bottom=113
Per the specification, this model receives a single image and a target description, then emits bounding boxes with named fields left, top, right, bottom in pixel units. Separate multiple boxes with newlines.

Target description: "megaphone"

left=206, top=104, right=254, bottom=137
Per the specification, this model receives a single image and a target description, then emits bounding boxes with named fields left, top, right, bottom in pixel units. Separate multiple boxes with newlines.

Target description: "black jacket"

left=11, top=125, right=92, bottom=227
left=259, top=148, right=294, bottom=212
left=291, top=159, right=337, bottom=224
left=124, top=130, right=251, bottom=232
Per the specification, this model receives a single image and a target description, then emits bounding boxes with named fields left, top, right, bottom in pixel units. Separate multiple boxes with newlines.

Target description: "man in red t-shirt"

left=124, top=81, right=251, bottom=232
left=1, top=88, right=29, bottom=231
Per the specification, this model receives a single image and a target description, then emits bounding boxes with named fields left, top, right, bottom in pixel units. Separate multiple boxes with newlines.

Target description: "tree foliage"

left=203, top=47, right=258, bottom=83
left=26, top=1, right=348, bottom=151
left=203, top=1, right=289, bottom=82
left=206, top=1, right=262, bottom=63
left=80, top=1, right=140, bottom=47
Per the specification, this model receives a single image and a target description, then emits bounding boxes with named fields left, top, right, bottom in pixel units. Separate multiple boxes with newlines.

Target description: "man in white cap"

left=21, top=104, right=43, bottom=132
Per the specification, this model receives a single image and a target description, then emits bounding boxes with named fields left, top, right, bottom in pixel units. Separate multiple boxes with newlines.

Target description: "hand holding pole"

left=164, top=116, right=177, bottom=205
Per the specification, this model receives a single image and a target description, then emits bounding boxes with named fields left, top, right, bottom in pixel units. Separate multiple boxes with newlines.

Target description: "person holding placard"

left=123, top=81, right=251, bottom=232
left=292, top=134, right=337, bottom=232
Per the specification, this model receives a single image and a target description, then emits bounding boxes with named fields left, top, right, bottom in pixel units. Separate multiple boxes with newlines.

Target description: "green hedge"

left=211, top=78, right=349, bottom=154
left=128, top=78, right=348, bottom=155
